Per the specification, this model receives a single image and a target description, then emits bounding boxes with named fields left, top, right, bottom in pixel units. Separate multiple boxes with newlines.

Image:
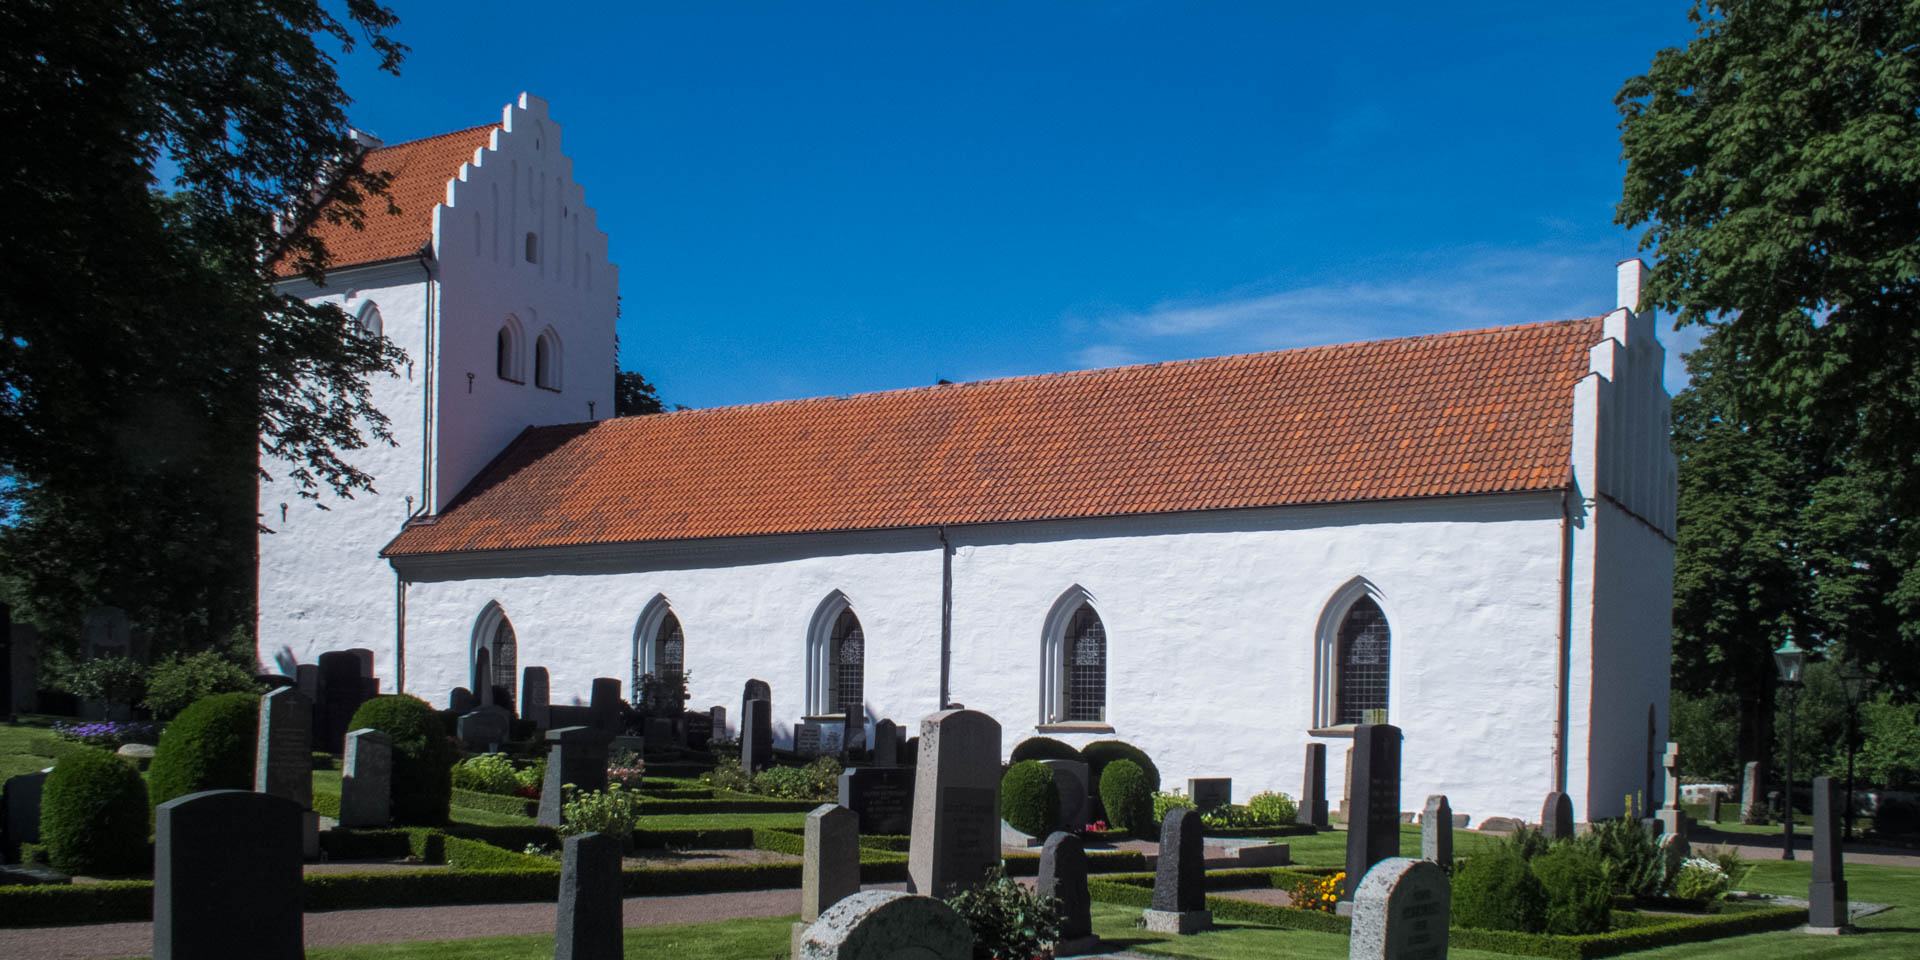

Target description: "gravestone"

left=794, top=890, right=973, bottom=960
left=1349, top=857, right=1450, bottom=960
left=588, top=678, right=622, bottom=733
left=556, top=831, right=623, bottom=960
left=872, top=719, right=899, bottom=766
left=793, top=804, right=863, bottom=959
left=340, top=728, right=392, bottom=828
left=1343, top=723, right=1402, bottom=902
left=1808, top=775, right=1850, bottom=931
left=1040, top=831, right=1097, bottom=955
left=316, top=650, right=371, bottom=753
left=348, top=647, right=375, bottom=680
left=742, top=698, right=774, bottom=773
left=838, top=767, right=915, bottom=835
left=295, top=663, right=320, bottom=701
left=685, top=711, right=714, bottom=749
left=797, top=722, right=822, bottom=757
left=1654, top=742, right=1688, bottom=838
left=843, top=711, right=866, bottom=756
left=1421, top=795, right=1452, bottom=866
left=1340, top=746, right=1354, bottom=822
left=1041, top=759, right=1090, bottom=831
left=742, top=678, right=771, bottom=733
left=907, top=709, right=1002, bottom=897
left=449, top=687, right=476, bottom=716
left=1301, top=741, right=1329, bottom=828
left=1741, top=761, right=1763, bottom=824
left=154, top=790, right=302, bottom=960
left=2, top=771, right=47, bottom=863
left=710, top=705, right=728, bottom=739
left=521, top=666, right=551, bottom=730
left=1188, top=778, right=1231, bottom=812
left=254, top=687, right=312, bottom=809
left=1706, top=792, right=1721, bottom=825
left=1143, top=806, right=1210, bottom=933
left=1542, top=791, right=1574, bottom=841
left=457, top=705, right=512, bottom=750
left=538, top=726, right=615, bottom=829
left=1477, top=816, right=1522, bottom=834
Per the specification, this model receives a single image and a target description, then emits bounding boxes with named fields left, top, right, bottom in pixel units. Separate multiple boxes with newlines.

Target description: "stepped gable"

left=384, top=316, right=1605, bottom=557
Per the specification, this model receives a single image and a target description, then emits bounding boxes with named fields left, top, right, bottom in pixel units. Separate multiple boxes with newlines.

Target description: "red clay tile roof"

left=384, top=317, right=1604, bottom=557
left=274, top=123, right=497, bottom=276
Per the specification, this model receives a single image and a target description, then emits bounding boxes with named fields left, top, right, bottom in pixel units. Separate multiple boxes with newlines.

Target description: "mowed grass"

left=1280, top=824, right=1506, bottom=868
left=0, top=717, right=62, bottom=781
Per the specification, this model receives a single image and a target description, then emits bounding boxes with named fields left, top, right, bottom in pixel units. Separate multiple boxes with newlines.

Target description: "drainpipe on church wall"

left=939, top=526, right=953, bottom=709
left=1553, top=481, right=1574, bottom=793
left=417, top=255, right=436, bottom=513
left=394, top=570, right=407, bottom=694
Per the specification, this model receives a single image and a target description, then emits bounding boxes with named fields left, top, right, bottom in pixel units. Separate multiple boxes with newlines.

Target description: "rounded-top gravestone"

left=795, top=890, right=972, bottom=960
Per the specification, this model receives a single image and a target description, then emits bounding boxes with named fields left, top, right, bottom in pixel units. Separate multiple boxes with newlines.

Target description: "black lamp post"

left=1774, top=638, right=1806, bottom=860
left=1841, top=662, right=1870, bottom=841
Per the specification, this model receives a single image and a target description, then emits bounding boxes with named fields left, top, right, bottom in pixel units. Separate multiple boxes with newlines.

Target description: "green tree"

left=0, top=1, right=408, bottom=653
left=1618, top=0, right=1920, bottom=692
left=614, top=370, right=667, bottom=417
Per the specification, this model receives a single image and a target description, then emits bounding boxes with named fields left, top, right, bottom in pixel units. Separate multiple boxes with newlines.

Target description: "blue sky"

left=330, top=1, right=1705, bottom=409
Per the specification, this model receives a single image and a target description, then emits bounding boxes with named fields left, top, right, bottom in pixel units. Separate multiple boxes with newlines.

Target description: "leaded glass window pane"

left=656, top=613, right=684, bottom=678
left=829, top=609, right=864, bottom=716
left=1065, top=604, right=1105, bottom=722
left=491, top=619, right=517, bottom=712
left=1336, top=597, right=1390, bottom=726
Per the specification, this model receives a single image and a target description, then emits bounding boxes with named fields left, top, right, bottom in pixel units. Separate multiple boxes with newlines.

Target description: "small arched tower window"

left=496, top=317, right=525, bottom=383
left=1335, top=597, right=1391, bottom=725
left=534, top=327, right=562, bottom=390
left=524, top=231, right=538, bottom=263
left=355, top=302, right=382, bottom=337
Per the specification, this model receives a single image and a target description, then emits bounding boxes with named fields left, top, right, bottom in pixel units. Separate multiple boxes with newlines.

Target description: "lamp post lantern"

left=1841, top=661, right=1870, bottom=841
left=1774, top=638, right=1806, bottom=860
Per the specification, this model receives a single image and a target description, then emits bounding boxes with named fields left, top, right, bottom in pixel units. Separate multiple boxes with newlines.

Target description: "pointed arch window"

left=471, top=603, right=518, bottom=713
left=805, top=593, right=865, bottom=716
left=534, top=327, right=562, bottom=390
left=656, top=613, right=685, bottom=679
left=355, top=302, right=383, bottom=337
left=496, top=317, right=525, bottom=383
left=1039, top=587, right=1111, bottom=728
left=1334, top=596, right=1390, bottom=726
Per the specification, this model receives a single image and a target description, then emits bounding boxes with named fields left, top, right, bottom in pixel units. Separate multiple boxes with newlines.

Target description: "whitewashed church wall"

left=258, top=261, right=430, bottom=683
left=430, top=93, right=618, bottom=513
left=394, top=492, right=1582, bottom=823
left=1578, top=498, right=1675, bottom=821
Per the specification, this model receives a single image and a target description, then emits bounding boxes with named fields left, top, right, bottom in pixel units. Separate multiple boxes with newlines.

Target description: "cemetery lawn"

left=299, top=914, right=793, bottom=959
left=1280, top=825, right=1506, bottom=868
left=0, top=718, right=61, bottom=781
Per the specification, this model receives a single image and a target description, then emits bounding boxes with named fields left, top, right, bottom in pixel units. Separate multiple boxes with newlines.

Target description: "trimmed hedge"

left=1203, top=823, right=1320, bottom=838
left=1000, top=759, right=1061, bottom=837
left=147, top=691, right=258, bottom=807
left=1097, top=758, right=1153, bottom=834
left=640, top=797, right=822, bottom=814
left=350, top=695, right=456, bottom=825
left=1009, top=736, right=1080, bottom=764
left=1004, top=850, right=1146, bottom=876
left=1081, top=739, right=1160, bottom=793
left=445, top=835, right=558, bottom=871
left=0, top=880, right=155, bottom=927
left=1442, top=904, right=1807, bottom=960
left=40, top=747, right=150, bottom=875
left=451, top=787, right=537, bottom=818
left=1453, top=842, right=1549, bottom=933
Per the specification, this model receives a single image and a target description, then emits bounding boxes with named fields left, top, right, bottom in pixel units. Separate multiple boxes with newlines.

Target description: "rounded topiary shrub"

left=40, top=747, right=150, bottom=875
left=349, top=694, right=455, bottom=825
left=1009, top=736, right=1080, bottom=765
left=1530, top=842, right=1611, bottom=934
left=1001, top=759, right=1062, bottom=837
left=1098, top=758, right=1153, bottom=834
left=1451, top=844, right=1548, bottom=933
left=1081, top=739, right=1158, bottom=823
left=148, top=691, right=259, bottom=807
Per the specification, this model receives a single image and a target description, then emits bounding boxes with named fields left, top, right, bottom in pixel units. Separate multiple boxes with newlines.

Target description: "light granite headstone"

left=556, top=831, right=622, bottom=960
left=839, top=766, right=914, bottom=835
left=1349, top=857, right=1449, bottom=960
left=254, top=687, right=312, bottom=809
left=907, top=709, right=1001, bottom=897
left=794, top=890, right=973, bottom=960
left=1301, top=741, right=1329, bottom=828
left=1542, top=791, right=1575, bottom=841
left=1344, top=723, right=1402, bottom=901
left=538, top=726, right=614, bottom=829
left=742, top=698, right=773, bottom=773
left=1041, top=759, right=1090, bottom=831
left=1808, top=775, right=1849, bottom=930
left=1040, top=831, right=1096, bottom=954
left=1706, top=791, right=1721, bottom=824
left=521, top=666, right=551, bottom=730
left=339, top=728, right=392, bottom=828
left=794, top=804, right=863, bottom=959
left=457, top=705, right=512, bottom=750
left=1741, top=761, right=1763, bottom=824
left=1143, top=806, right=1210, bottom=933
left=1421, top=795, right=1452, bottom=866
left=154, top=790, right=302, bottom=960
left=710, top=704, right=728, bottom=740
left=872, top=719, right=899, bottom=767
left=1188, top=778, right=1231, bottom=812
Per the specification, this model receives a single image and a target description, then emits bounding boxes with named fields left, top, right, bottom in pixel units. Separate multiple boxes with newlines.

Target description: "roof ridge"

left=589, top=314, right=1605, bottom=427
left=364, top=121, right=499, bottom=156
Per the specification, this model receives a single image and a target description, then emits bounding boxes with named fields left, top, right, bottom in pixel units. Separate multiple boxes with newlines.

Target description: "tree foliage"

left=1618, top=0, right=1920, bottom=694
left=0, top=1, right=408, bottom=651
left=614, top=369, right=671, bottom=417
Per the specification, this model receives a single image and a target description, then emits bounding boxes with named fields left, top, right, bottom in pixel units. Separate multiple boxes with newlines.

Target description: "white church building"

left=262, top=94, right=1677, bottom=825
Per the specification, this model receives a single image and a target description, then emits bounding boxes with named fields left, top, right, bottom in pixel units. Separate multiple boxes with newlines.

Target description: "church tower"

left=258, top=93, right=619, bottom=687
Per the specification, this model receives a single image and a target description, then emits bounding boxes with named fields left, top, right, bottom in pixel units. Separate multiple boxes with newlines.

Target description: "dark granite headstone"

left=802, top=804, right=861, bottom=921
left=1350, top=857, right=1450, bottom=960
left=1188, top=778, right=1231, bottom=812
left=588, top=678, right=622, bottom=733
left=538, top=726, right=615, bottom=829
left=644, top=716, right=675, bottom=747
left=1343, top=723, right=1402, bottom=901
left=685, top=711, right=714, bottom=749
left=1542, top=791, right=1575, bottom=841
left=838, top=766, right=915, bottom=835
left=3, top=771, right=47, bottom=863
left=254, top=687, right=312, bottom=809
left=154, top=790, right=302, bottom=960
left=1301, top=742, right=1329, bottom=828
left=741, top=679, right=771, bottom=735
left=449, top=686, right=476, bottom=716
left=743, top=698, right=773, bottom=773
left=1143, top=806, right=1210, bottom=933
left=340, top=728, right=392, bottom=828
left=556, top=831, right=623, bottom=960
left=295, top=663, right=319, bottom=700
left=1809, top=775, right=1849, bottom=929
left=458, top=705, right=512, bottom=749
left=316, top=650, right=368, bottom=753
left=872, top=719, right=899, bottom=766
left=796, top=723, right=822, bottom=757
left=521, top=667, right=551, bottom=730
left=1039, top=831, right=1094, bottom=947
left=1421, top=795, right=1452, bottom=866
left=1041, top=759, right=1090, bottom=831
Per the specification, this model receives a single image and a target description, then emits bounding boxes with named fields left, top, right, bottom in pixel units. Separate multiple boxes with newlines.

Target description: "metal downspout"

left=1555, top=481, right=1574, bottom=793
left=939, top=526, right=953, bottom=709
